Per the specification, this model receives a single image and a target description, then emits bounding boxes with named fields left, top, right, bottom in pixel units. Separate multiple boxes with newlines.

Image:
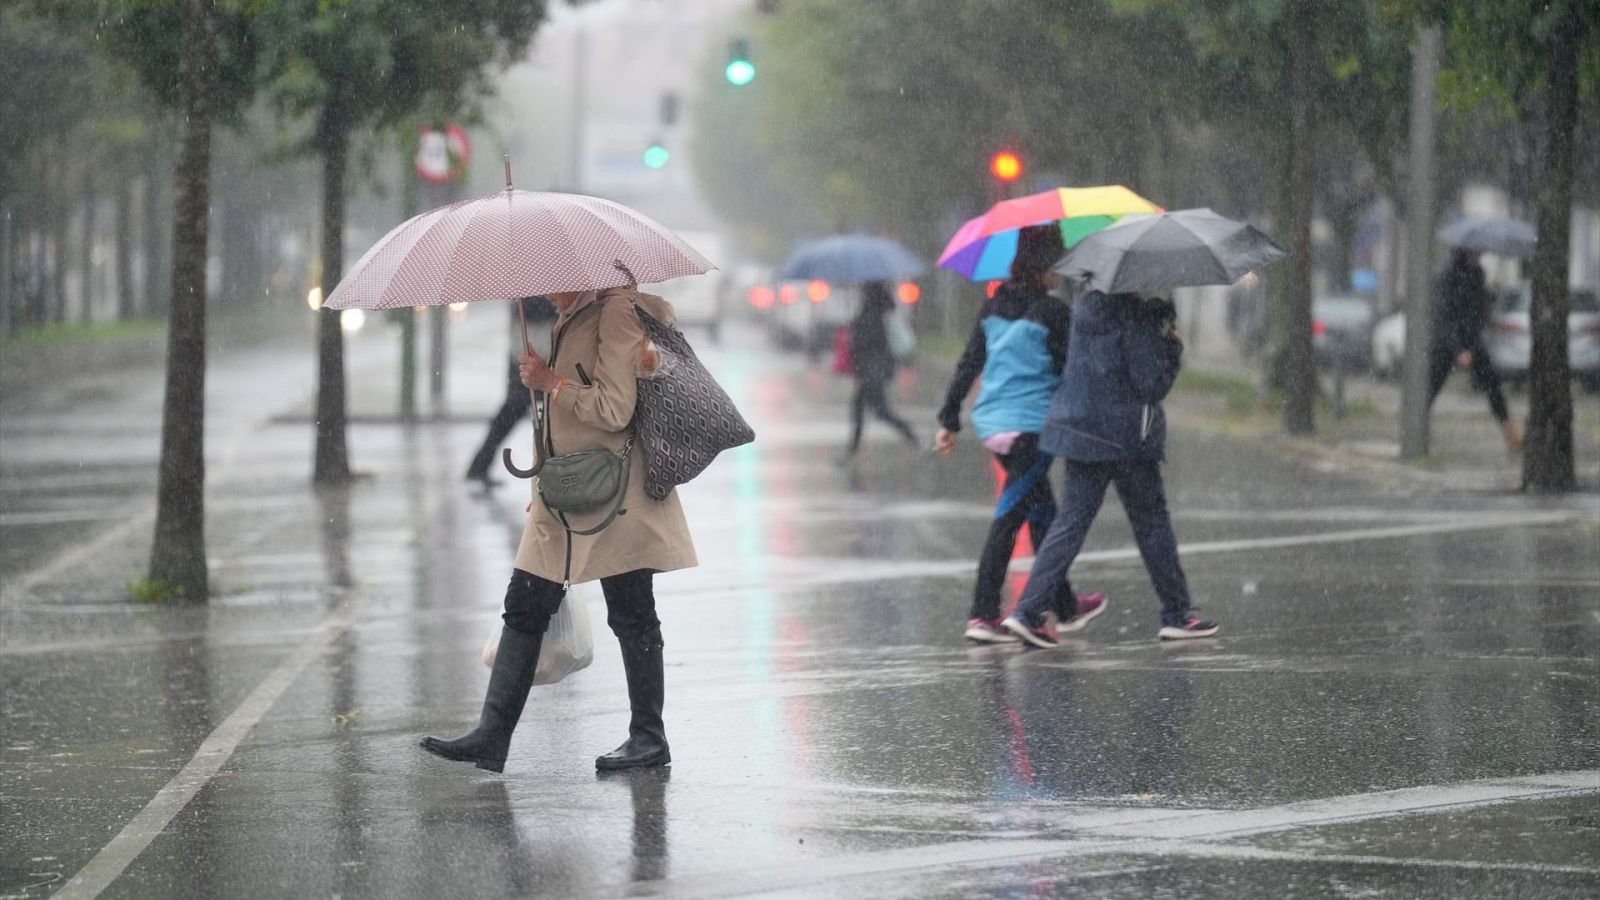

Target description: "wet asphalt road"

left=2, top=312, right=1598, bottom=899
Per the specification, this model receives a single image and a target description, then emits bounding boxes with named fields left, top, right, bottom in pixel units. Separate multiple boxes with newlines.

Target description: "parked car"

left=1486, top=285, right=1600, bottom=390
left=1368, top=286, right=1600, bottom=391
left=1312, top=294, right=1379, bottom=372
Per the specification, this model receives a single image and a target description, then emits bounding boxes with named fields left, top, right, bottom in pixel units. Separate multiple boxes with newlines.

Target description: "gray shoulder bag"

left=501, top=300, right=632, bottom=589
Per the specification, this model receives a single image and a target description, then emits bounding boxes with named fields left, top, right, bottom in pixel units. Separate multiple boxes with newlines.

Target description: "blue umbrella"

left=778, top=234, right=926, bottom=283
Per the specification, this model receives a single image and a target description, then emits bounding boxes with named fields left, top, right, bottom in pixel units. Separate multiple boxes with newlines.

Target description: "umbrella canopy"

left=777, top=234, right=926, bottom=283
left=1055, top=208, right=1285, bottom=294
left=937, top=185, right=1161, bottom=281
left=1436, top=216, right=1536, bottom=258
left=326, top=189, right=713, bottom=310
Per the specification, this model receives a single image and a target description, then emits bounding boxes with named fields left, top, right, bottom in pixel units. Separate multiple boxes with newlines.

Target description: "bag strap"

left=538, top=291, right=645, bottom=592
left=546, top=443, right=631, bottom=591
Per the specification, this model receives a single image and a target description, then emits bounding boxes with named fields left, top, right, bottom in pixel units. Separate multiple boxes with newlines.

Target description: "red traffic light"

left=990, top=151, right=1023, bottom=183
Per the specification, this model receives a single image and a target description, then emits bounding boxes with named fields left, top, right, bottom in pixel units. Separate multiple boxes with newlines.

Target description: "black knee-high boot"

left=595, top=629, right=670, bottom=770
left=420, top=625, right=543, bottom=773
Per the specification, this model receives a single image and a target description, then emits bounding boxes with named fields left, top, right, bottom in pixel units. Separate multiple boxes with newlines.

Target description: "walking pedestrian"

left=1428, top=249, right=1522, bottom=454
left=422, top=285, right=698, bottom=772
left=844, top=281, right=918, bottom=458
left=935, top=225, right=1105, bottom=643
left=1002, top=290, right=1217, bottom=647
left=465, top=296, right=559, bottom=487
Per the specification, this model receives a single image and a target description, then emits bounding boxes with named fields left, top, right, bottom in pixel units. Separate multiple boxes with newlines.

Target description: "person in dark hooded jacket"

left=1002, top=290, right=1217, bottom=646
left=935, top=224, right=1105, bottom=643
left=843, top=281, right=918, bottom=457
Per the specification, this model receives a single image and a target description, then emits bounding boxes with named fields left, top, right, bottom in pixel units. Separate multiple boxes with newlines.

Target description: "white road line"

left=50, top=598, right=357, bottom=900
left=662, top=510, right=1585, bottom=598
left=1014, top=511, right=1583, bottom=572
left=615, top=770, right=1600, bottom=898
left=1080, top=769, right=1600, bottom=840
left=0, top=505, right=155, bottom=606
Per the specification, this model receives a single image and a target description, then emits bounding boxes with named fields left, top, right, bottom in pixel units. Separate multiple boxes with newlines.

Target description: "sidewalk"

left=1169, top=361, right=1600, bottom=494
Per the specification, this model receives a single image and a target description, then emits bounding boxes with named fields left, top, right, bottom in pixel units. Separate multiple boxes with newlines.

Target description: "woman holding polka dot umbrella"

left=329, top=163, right=712, bottom=772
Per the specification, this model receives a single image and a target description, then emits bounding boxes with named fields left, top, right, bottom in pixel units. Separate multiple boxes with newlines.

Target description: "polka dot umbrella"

left=326, top=165, right=714, bottom=312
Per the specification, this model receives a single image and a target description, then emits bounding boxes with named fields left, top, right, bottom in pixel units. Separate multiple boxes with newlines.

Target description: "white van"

left=652, top=231, right=728, bottom=341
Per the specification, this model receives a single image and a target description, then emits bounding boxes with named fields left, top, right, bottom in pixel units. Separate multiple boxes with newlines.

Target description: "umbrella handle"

left=613, top=259, right=638, bottom=288
left=502, top=387, right=545, bottom=480
left=502, top=447, right=538, bottom=479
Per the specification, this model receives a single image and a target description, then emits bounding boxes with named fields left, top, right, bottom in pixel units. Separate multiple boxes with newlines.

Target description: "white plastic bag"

left=481, top=595, right=594, bottom=685
left=887, top=310, right=917, bottom=361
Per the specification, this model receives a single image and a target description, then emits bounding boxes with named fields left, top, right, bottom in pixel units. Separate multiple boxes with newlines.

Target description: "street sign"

left=416, top=124, right=471, bottom=185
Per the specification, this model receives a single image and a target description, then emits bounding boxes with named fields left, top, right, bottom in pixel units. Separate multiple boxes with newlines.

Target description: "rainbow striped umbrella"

left=937, top=185, right=1162, bottom=281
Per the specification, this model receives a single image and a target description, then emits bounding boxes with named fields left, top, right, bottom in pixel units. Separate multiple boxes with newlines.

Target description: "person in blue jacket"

left=936, top=225, right=1106, bottom=644
left=1003, top=289, right=1218, bottom=647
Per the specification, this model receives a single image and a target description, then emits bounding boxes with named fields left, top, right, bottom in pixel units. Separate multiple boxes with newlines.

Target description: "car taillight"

left=897, top=282, right=921, bottom=305
left=1490, top=319, right=1526, bottom=333
left=806, top=280, right=830, bottom=303
left=1312, top=319, right=1327, bottom=336
left=779, top=285, right=799, bottom=305
left=748, top=286, right=775, bottom=309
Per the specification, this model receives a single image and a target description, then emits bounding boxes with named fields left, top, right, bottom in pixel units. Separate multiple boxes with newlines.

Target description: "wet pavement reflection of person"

left=599, top=768, right=671, bottom=883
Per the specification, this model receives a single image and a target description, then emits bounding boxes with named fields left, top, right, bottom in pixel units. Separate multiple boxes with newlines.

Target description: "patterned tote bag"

left=630, top=301, right=756, bottom=499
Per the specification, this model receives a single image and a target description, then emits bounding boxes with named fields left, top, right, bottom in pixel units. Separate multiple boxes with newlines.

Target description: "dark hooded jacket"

left=1040, top=291, right=1182, bottom=463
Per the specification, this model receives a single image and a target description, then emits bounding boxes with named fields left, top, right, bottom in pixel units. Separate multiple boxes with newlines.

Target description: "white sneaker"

left=964, top=618, right=1019, bottom=643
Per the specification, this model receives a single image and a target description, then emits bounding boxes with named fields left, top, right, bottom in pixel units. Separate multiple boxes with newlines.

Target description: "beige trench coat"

left=513, top=286, right=698, bottom=584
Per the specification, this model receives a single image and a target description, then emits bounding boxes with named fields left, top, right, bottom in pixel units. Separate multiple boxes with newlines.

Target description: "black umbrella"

left=1054, top=208, right=1286, bottom=294
left=1436, top=216, right=1536, bottom=258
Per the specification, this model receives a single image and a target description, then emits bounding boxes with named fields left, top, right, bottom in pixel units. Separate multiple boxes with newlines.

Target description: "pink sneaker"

left=964, top=618, right=1019, bottom=643
left=1058, top=593, right=1108, bottom=634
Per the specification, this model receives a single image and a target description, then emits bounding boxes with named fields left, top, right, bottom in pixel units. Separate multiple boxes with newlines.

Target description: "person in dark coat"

left=466, top=296, right=559, bottom=487
left=844, top=281, right=918, bottom=457
left=1002, top=290, right=1217, bottom=647
left=935, top=224, right=1105, bottom=644
left=1428, top=249, right=1522, bottom=454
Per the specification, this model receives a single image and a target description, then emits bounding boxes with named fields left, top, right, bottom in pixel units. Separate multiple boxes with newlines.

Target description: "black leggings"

left=502, top=568, right=660, bottom=642
left=848, top=378, right=916, bottom=452
left=1427, top=342, right=1509, bottom=423
left=970, top=434, right=1075, bottom=621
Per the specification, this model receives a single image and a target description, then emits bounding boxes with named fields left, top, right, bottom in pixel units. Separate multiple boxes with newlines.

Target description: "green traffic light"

left=724, top=58, right=756, bottom=86
left=643, top=143, right=670, bottom=169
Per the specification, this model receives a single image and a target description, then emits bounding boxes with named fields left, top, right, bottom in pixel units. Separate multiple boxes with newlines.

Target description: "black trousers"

left=848, top=377, right=916, bottom=452
left=1427, top=341, right=1509, bottom=423
left=1016, top=459, right=1193, bottom=628
left=970, top=433, right=1075, bottom=621
left=467, top=360, right=533, bottom=478
left=502, top=567, right=660, bottom=642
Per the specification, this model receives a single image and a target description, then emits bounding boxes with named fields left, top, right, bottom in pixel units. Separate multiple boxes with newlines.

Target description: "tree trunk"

left=1280, top=0, right=1319, bottom=436
left=50, top=159, right=68, bottom=325
left=148, top=0, right=218, bottom=602
left=313, top=112, right=351, bottom=485
left=79, top=170, right=96, bottom=324
left=1, top=207, right=13, bottom=337
left=1521, top=5, right=1584, bottom=493
left=116, top=167, right=135, bottom=320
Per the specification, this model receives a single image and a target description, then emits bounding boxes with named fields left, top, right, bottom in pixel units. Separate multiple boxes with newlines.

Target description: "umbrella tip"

left=503, top=155, right=513, bottom=190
